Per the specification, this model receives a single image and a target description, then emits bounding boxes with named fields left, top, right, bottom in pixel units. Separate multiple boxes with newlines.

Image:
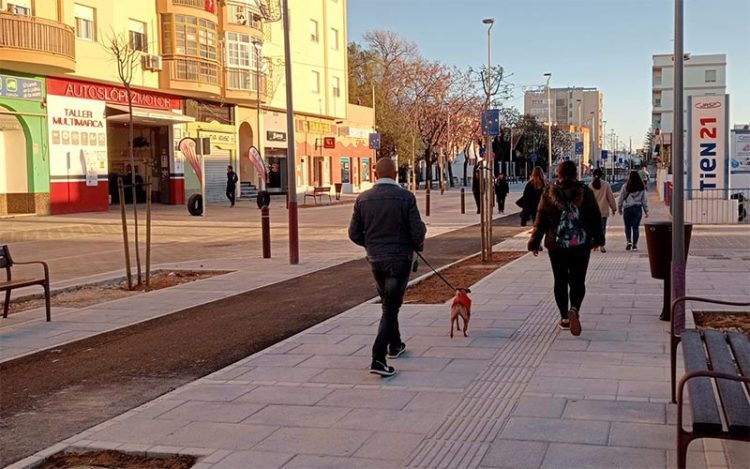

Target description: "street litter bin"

left=334, top=183, right=343, bottom=200
left=645, top=221, right=692, bottom=320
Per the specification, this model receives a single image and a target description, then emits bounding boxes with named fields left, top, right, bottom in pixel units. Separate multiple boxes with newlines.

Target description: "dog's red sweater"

left=451, top=291, right=472, bottom=317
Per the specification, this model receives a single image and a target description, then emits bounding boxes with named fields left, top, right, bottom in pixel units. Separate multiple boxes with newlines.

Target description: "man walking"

left=494, top=173, right=510, bottom=214
left=226, top=165, right=238, bottom=207
left=349, top=158, right=427, bottom=376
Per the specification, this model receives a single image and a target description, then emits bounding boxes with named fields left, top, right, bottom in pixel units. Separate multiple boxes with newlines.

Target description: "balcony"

left=161, top=56, right=222, bottom=97
left=0, top=11, right=75, bottom=74
left=172, top=0, right=205, bottom=9
left=223, top=2, right=264, bottom=37
left=224, top=67, right=268, bottom=103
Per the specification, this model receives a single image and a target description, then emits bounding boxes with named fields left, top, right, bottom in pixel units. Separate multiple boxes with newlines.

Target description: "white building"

left=524, top=87, right=603, bottom=168
left=651, top=53, right=727, bottom=134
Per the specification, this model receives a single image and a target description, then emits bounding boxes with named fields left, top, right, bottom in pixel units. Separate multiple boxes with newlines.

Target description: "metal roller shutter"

left=204, top=151, right=231, bottom=202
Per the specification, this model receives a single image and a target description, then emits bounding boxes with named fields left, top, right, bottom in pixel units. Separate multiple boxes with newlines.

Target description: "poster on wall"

left=731, top=129, right=750, bottom=173
left=47, top=95, right=107, bottom=182
left=687, top=95, right=729, bottom=198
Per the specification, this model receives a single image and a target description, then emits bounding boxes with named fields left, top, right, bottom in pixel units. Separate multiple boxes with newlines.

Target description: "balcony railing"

left=165, top=56, right=220, bottom=86
left=0, top=11, right=75, bottom=61
left=172, top=0, right=205, bottom=10
left=225, top=67, right=266, bottom=94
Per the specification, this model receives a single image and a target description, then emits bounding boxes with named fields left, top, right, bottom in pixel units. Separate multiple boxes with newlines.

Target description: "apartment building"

left=0, top=0, right=369, bottom=216
left=651, top=53, right=727, bottom=134
left=524, top=87, right=604, bottom=168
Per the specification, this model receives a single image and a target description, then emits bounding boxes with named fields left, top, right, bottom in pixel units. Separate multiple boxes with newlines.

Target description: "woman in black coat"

left=519, top=166, right=545, bottom=226
left=494, top=173, right=510, bottom=214
left=472, top=163, right=482, bottom=214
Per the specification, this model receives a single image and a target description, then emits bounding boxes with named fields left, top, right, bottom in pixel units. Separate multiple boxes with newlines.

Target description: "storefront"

left=0, top=72, right=48, bottom=215
left=177, top=99, right=237, bottom=203
left=46, top=77, right=190, bottom=214
left=263, top=110, right=288, bottom=193
left=295, top=115, right=338, bottom=192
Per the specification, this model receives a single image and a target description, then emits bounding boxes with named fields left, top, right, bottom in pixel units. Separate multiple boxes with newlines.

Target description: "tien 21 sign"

left=687, top=94, right=730, bottom=198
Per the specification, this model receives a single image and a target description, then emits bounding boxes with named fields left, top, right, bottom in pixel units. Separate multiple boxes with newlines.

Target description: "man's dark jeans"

left=226, top=186, right=236, bottom=206
left=548, top=246, right=591, bottom=319
left=370, top=259, right=411, bottom=362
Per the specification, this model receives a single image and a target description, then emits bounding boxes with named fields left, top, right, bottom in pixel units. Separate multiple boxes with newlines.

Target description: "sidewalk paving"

left=10, top=197, right=749, bottom=468
left=0, top=188, right=520, bottom=363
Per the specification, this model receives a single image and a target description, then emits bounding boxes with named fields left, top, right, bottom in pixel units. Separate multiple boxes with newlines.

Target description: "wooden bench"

left=1, top=245, right=51, bottom=322
left=304, top=186, right=332, bottom=205
left=670, top=296, right=750, bottom=469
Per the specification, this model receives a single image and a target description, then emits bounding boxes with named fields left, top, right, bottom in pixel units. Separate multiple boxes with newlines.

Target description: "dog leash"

left=415, top=251, right=461, bottom=292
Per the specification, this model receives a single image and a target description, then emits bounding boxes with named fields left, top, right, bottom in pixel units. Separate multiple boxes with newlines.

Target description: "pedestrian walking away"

left=528, top=161, right=603, bottom=336
left=226, top=165, right=238, bottom=207
left=618, top=170, right=649, bottom=251
left=589, top=168, right=617, bottom=253
left=494, top=173, right=510, bottom=214
left=517, top=166, right=545, bottom=226
left=472, top=163, right=482, bottom=214
left=638, top=164, right=650, bottom=186
left=349, top=158, right=427, bottom=377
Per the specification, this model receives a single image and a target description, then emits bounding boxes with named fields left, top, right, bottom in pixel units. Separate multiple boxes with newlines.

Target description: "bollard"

left=261, top=206, right=271, bottom=258
left=460, top=188, right=465, bottom=214
left=426, top=191, right=431, bottom=217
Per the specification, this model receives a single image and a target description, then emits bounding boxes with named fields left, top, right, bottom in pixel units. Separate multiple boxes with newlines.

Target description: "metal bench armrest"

left=12, top=260, right=50, bottom=282
left=676, top=370, right=750, bottom=431
left=671, top=296, right=750, bottom=338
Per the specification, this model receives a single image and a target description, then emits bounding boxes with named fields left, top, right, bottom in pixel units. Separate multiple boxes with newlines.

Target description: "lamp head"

left=543, top=72, right=552, bottom=77
left=482, top=18, right=495, bottom=24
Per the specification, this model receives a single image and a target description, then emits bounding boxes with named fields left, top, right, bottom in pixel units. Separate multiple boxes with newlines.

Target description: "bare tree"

left=107, top=32, right=143, bottom=287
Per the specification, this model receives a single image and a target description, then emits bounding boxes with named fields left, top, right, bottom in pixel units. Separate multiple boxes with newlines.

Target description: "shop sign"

left=687, top=94, right=729, bottom=197
left=47, top=94, right=108, bottom=182
left=323, top=137, right=336, bottom=149
left=201, top=130, right=236, bottom=148
left=266, top=130, right=286, bottom=142
left=0, top=74, right=43, bottom=101
left=47, top=77, right=180, bottom=110
left=348, top=127, right=371, bottom=139
left=296, top=119, right=333, bottom=134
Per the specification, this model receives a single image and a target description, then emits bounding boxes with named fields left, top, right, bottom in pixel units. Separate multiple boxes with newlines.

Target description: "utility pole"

left=253, top=38, right=264, bottom=190
left=481, top=18, right=495, bottom=262
left=282, top=0, right=298, bottom=264
left=577, top=98, right=582, bottom=178
left=672, top=0, right=687, bottom=333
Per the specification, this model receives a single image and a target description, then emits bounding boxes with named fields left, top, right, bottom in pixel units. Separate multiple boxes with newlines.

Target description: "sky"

left=347, top=0, right=750, bottom=149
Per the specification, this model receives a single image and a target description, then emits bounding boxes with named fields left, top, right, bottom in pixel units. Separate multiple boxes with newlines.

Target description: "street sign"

left=530, top=153, right=538, bottom=164
left=601, top=150, right=609, bottom=160
left=368, top=132, right=380, bottom=150
left=481, top=109, right=501, bottom=136
left=575, top=142, right=584, bottom=155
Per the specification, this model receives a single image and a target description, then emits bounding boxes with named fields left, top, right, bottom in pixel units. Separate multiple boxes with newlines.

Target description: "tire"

left=187, top=194, right=203, bottom=216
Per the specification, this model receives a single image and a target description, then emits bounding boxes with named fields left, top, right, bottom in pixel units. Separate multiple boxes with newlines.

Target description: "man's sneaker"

left=632, top=245, right=638, bottom=251
left=568, top=307, right=582, bottom=336
left=370, top=360, right=395, bottom=377
left=626, top=242, right=632, bottom=251
left=558, top=319, right=570, bottom=331
left=387, top=342, right=406, bottom=359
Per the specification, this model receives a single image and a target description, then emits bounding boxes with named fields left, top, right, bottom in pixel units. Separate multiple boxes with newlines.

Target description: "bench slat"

left=682, top=330, right=723, bottom=434
left=728, top=332, right=750, bottom=388
left=0, top=278, right=46, bottom=290
left=704, top=330, right=750, bottom=437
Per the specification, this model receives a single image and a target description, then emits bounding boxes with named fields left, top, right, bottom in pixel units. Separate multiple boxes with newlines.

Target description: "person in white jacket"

left=618, top=171, right=649, bottom=251
left=589, top=168, right=617, bottom=253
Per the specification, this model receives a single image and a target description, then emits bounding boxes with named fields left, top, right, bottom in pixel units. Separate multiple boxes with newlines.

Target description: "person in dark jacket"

left=349, top=158, right=427, bottom=377
left=528, top=161, right=603, bottom=336
left=519, top=166, right=545, bottom=226
left=226, top=165, right=238, bottom=207
left=471, top=163, right=482, bottom=214
left=494, top=173, right=510, bottom=214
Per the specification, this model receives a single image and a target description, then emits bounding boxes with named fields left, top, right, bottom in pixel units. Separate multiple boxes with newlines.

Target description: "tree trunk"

left=126, top=85, right=142, bottom=285
left=447, top=158, right=454, bottom=188
left=424, top=147, right=432, bottom=191
left=462, top=142, right=470, bottom=186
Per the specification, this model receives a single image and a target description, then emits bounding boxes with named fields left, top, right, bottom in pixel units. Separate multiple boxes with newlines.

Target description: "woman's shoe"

left=600, top=246, right=607, bottom=253
left=626, top=242, right=632, bottom=251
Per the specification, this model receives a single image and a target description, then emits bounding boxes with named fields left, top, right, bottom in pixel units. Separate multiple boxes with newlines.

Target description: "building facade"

left=525, top=87, right=604, bottom=168
left=651, top=53, right=727, bottom=135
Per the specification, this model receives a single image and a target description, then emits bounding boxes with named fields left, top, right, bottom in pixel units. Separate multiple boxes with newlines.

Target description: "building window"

left=332, top=76, right=340, bottom=97
left=311, top=70, right=320, bottom=93
left=309, top=19, right=318, bottom=42
left=225, top=32, right=262, bottom=90
left=162, top=14, right=218, bottom=61
left=705, top=69, right=717, bottom=83
left=654, top=98, right=661, bottom=107
left=128, top=19, right=148, bottom=52
left=5, top=0, right=32, bottom=15
left=227, top=2, right=261, bottom=29
left=330, top=28, right=339, bottom=50
left=74, top=4, right=95, bottom=41
left=341, top=158, right=350, bottom=183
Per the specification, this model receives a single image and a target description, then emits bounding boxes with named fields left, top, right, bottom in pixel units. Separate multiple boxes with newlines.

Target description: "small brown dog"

left=450, top=288, right=472, bottom=338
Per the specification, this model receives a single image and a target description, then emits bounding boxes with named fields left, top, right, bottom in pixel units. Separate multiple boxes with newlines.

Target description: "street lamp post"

left=672, top=0, right=687, bottom=333
left=576, top=98, right=583, bottom=177
left=252, top=38, right=264, bottom=190
left=544, top=72, right=552, bottom=178
left=281, top=0, right=299, bottom=264
left=481, top=17, right=494, bottom=262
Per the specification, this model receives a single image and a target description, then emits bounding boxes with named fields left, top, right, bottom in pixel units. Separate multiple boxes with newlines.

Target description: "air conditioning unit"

left=141, top=55, right=163, bottom=71
left=150, top=55, right=163, bottom=71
